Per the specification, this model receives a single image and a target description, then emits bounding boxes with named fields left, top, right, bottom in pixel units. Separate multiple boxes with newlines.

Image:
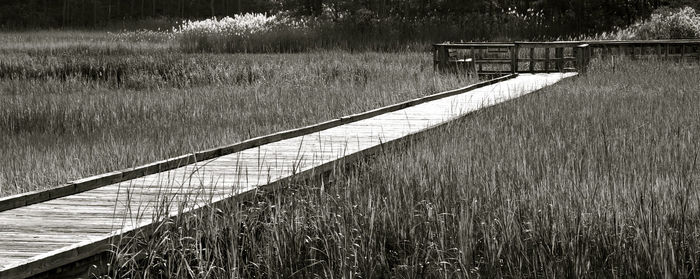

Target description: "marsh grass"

left=0, top=40, right=474, bottom=196
left=108, top=60, right=700, bottom=278
left=0, top=31, right=174, bottom=55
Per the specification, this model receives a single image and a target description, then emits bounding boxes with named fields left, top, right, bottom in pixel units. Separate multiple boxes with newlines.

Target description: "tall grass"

left=108, top=60, right=700, bottom=277
left=0, top=44, right=474, bottom=196
left=0, top=30, right=174, bottom=55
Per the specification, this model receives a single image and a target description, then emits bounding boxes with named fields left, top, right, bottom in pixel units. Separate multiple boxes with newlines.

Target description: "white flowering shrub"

left=595, top=6, right=700, bottom=40
left=172, top=13, right=318, bottom=53
left=666, top=7, right=700, bottom=38
left=174, top=13, right=279, bottom=36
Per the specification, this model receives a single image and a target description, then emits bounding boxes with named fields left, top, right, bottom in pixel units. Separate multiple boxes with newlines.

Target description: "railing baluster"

left=555, top=47, right=564, bottom=72
left=479, top=47, right=484, bottom=73
left=511, top=45, right=519, bottom=73
left=544, top=48, right=550, bottom=73
left=681, top=44, right=686, bottom=63
left=529, top=47, right=535, bottom=73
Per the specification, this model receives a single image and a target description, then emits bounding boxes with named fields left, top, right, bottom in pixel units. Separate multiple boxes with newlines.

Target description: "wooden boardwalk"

left=0, top=73, right=575, bottom=278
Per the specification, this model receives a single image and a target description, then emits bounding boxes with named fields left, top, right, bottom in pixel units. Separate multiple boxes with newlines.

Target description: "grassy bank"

left=0, top=41, right=474, bottom=196
left=110, top=60, right=700, bottom=277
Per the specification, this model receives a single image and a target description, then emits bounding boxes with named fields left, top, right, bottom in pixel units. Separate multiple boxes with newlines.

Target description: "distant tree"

left=0, top=0, right=696, bottom=35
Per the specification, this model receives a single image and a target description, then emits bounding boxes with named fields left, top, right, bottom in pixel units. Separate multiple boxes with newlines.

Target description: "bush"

left=173, top=13, right=317, bottom=53
left=595, top=6, right=700, bottom=40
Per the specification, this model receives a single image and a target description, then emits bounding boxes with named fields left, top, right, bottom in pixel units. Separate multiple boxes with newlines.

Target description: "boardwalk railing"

left=434, top=39, right=700, bottom=75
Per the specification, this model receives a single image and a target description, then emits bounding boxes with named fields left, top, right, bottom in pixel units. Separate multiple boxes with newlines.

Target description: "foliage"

left=173, top=13, right=317, bottom=53
left=594, top=6, right=700, bottom=40
left=2, top=0, right=700, bottom=40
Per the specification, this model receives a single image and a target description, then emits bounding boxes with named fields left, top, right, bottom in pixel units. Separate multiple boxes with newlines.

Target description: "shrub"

left=594, top=6, right=700, bottom=40
left=173, top=13, right=317, bottom=53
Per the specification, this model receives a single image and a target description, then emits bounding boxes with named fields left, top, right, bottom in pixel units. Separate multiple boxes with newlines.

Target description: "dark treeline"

left=1, top=0, right=699, bottom=35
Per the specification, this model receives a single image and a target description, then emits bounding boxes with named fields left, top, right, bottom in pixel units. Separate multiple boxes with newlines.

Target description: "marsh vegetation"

left=0, top=33, right=474, bottom=197
left=109, top=59, right=700, bottom=278
left=1, top=4, right=700, bottom=278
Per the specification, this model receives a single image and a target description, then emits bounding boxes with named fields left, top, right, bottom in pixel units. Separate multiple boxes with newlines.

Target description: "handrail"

left=435, top=39, right=700, bottom=48
left=433, top=43, right=515, bottom=47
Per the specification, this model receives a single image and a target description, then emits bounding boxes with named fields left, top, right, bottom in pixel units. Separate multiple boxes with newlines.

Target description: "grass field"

left=108, top=59, right=700, bottom=278
left=3, top=29, right=700, bottom=278
left=0, top=32, right=475, bottom=197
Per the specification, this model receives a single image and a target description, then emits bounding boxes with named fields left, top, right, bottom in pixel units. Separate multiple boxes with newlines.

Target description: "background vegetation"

left=2, top=0, right=700, bottom=40
left=126, top=6, right=700, bottom=53
left=594, top=6, right=700, bottom=40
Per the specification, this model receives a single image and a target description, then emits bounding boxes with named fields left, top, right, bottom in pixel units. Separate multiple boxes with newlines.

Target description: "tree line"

left=1, top=0, right=698, bottom=35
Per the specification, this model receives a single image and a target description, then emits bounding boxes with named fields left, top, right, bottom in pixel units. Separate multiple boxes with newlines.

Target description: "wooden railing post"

left=576, top=44, right=591, bottom=73
left=617, top=45, right=622, bottom=58
left=529, top=47, right=535, bottom=73
left=555, top=47, right=564, bottom=72
left=600, top=46, right=612, bottom=58
left=437, top=45, right=449, bottom=71
left=478, top=48, right=484, bottom=73
left=681, top=44, right=686, bottom=63
left=511, top=44, right=520, bottom=73
left=544, top=47, right=551, bottom=73
left=470, top=46, right=475, bottom=63
left=433, top=45, right=438, bottom=70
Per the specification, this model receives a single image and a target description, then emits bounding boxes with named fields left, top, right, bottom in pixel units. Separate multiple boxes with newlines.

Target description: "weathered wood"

left=600, top=46, right=607, bottom=58
left=437, top=45, right=449, bottom=71
left=529, top=47, right=535, bottom=73
left=511, top=45, right=519, bottom=73
left=576, top=44, right=591, bottom=73
left=433, top=45, right=439, bottom=70
left=681, top=44, right=686, bottom=63
left=544, top=48, right=551, bottom=73
left=433, top=43, right=515, bottom=48
left=555, top=47, right=564, bottom=72
left=478, top=48, right=484, bottom=72
left=472, top=60, right=513, bottom=64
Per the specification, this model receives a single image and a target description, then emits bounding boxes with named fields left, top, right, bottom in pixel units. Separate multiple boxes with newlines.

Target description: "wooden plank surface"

left=0, top=73, right=576, bottom=279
